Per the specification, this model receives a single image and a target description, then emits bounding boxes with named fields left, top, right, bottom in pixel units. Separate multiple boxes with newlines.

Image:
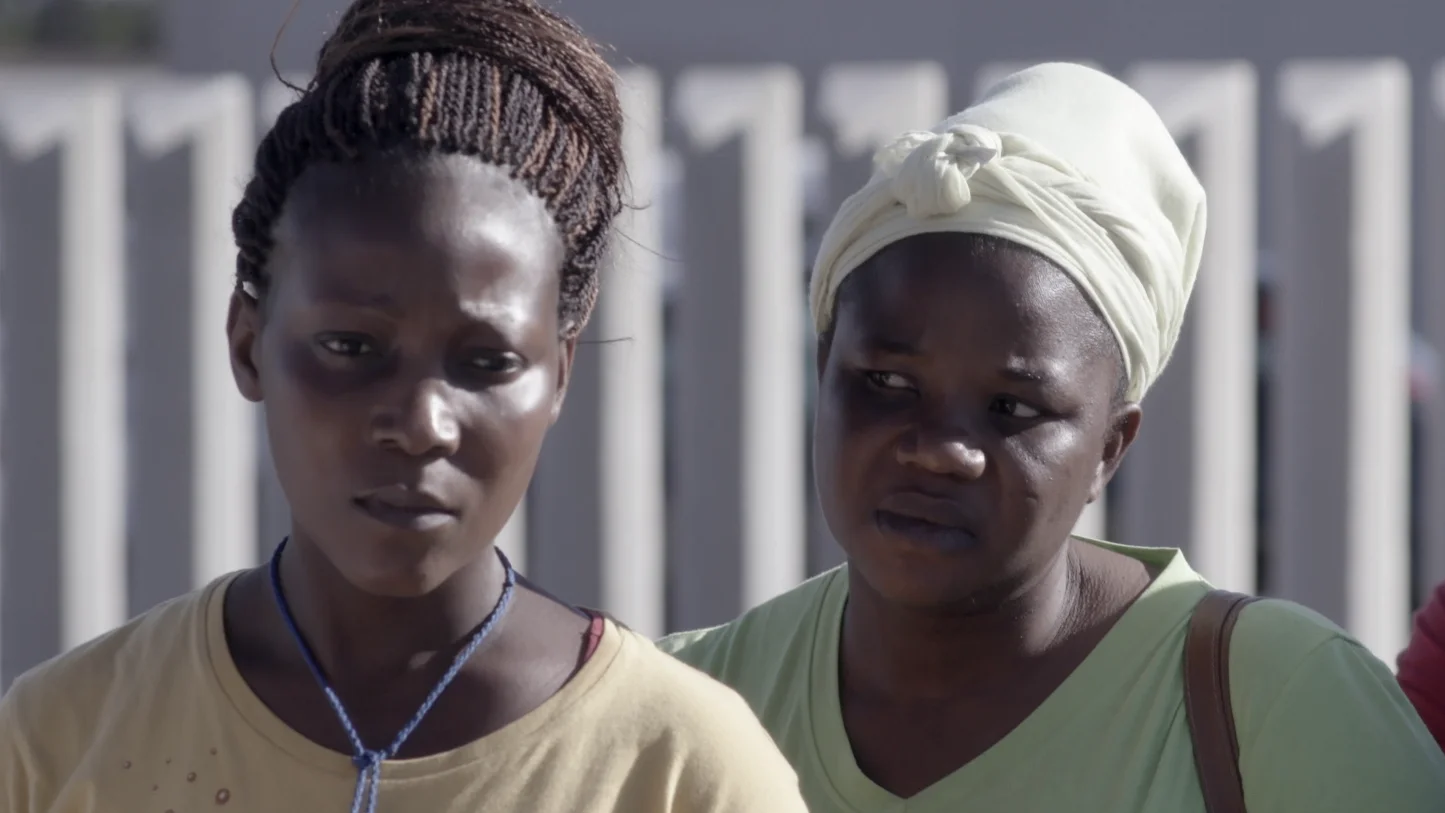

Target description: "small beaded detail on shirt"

left=267, top=538, right=516, bottom=813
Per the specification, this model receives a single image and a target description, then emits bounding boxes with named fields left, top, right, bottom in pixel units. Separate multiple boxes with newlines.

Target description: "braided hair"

left=232, top=0, right=626, bottom=337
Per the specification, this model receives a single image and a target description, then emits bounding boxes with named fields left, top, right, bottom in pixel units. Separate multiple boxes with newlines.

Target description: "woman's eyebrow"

left=304, top=284, right=403, bottom=315
left=857, top=334, right=921, bottom=356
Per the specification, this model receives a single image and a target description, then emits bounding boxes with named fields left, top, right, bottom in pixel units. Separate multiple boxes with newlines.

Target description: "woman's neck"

left=841, top=542, right=1087, bottom=702
left=274, top=534, right=507, bottom=683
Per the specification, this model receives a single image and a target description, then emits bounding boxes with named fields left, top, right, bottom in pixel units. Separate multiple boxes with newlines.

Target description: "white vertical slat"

left=597, top=67, right=666, bottom=637
left=675, top=66, right=808, bottom=609
left=1128, top=61, right=1259, bottom=592
left=1279, top=60, right=1411, bottom=661
left=129, top=76, right=258, bottom=586
left=0, top=82, right=129, bottom=650
left=818, top=62, right=949, bottom=157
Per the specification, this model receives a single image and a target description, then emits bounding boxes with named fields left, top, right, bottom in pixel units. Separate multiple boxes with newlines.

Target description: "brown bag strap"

left=1184, top=589, right=1260, bottom=813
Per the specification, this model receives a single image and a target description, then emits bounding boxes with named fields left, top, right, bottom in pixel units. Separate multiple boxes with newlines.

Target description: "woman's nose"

left=370, top=377, right=462, bottom=458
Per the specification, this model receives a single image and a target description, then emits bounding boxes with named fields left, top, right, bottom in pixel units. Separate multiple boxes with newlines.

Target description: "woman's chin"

left=847, top=542, right=996, bottom=611
left=322, top=537, right=464, bottom=599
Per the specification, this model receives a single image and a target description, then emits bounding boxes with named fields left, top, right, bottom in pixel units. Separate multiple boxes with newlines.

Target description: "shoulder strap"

left=1184, top=589, right=1260, bottom=813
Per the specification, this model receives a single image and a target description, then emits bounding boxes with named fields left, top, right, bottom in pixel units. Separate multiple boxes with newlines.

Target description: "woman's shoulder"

left=609, top=624, right=775, bottom=721
left=585, top=625, right=809, bottom=809
left=1224, top=596, right=1395, bottom=740
left=1230, top=594, right=1357, bottom=665
left=1226, top=595, right=1390, bottom=702
left=1223, top=597, right=1445, bottom=808
left=655, top=566, right=844, bottom=677
left=0, top=577, right=222, bottom=753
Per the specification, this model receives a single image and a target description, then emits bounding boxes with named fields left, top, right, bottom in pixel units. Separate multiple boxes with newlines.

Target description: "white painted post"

left=1127, top=62, right=1259, bottom=592
left=1278, top=60, right=1411, bottom=661
left=0, top=82, right=129, bottom=651
left=596, top=67, right=666, bottom=637
left=818, top=62, right=950, bottom=157
left=675, top=66, right=807, bottom=610
left=128, top=76, right=258, bottom=587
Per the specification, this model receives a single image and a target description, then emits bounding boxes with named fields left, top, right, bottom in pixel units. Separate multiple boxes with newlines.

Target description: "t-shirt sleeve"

left=666, top=688, right=810, bottom=813
left=1398, top=580, right=1445, bottom=750
left=1238, top=636, right=1445, bottom=812
left=655, top=627, right=718, bottom=664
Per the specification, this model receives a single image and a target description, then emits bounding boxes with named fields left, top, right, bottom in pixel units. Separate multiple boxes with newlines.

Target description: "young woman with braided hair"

left=0, top=2, right=807, bottom=811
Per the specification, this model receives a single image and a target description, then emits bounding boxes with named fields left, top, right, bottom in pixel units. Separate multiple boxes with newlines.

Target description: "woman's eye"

left=317, top=335, right=375, bottom=357
left=864, top=370, right=913, bottom=390
left=991, top=395, right=1041, bottom=419
left=470, top=353, right=523, bottom=374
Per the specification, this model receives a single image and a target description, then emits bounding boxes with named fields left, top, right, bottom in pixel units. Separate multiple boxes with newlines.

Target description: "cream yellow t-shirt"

left=0, top=574, right=808, bottom=813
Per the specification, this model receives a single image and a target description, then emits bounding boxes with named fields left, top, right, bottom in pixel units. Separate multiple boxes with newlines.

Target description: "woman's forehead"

left=280, top=156, right=551, bottom=235
left=835, top=234, right=1113, bottom=363
left=271, top=157, right=563, bottom=280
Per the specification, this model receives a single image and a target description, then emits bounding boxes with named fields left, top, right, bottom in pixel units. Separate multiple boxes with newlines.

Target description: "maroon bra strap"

left=579, top=611, right=606, bottom=664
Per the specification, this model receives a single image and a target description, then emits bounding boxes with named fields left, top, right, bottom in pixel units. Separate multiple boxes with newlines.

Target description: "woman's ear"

left=550, top=335, right=578, bottom=424
left=1088, top=403, right=1142, bottom=502
left=227, top=289, right=264, bottom=403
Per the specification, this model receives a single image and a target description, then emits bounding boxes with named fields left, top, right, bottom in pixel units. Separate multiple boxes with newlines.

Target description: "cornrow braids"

left=232, top=0, right=626, bottom=337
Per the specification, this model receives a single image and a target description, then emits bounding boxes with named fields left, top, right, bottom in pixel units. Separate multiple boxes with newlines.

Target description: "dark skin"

left=222, top=154, right=591, bottom=758
left=815, top=233, right=1157, bottom=798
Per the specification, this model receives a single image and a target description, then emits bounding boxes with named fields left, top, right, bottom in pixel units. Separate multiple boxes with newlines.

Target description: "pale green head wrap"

left=810, top=63, right=1207, bottom=401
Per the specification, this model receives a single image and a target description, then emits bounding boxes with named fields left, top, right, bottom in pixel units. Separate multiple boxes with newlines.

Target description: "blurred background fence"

left=1, top=0, right=1443, bottom=688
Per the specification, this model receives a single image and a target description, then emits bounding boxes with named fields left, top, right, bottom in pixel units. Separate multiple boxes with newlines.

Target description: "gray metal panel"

left=124, top=145, right=196, bottom=616
left=1267, top=128, right=1353, bottom=621
left=1274, top=63, right=1411, bottom=661
left=1115, top=247, right=1200, bottom=554
left=0, top=149, right=63, bottom=687
left=669, top=139, right=746, bottom=630
left=529, top=332, right=605, bottom=609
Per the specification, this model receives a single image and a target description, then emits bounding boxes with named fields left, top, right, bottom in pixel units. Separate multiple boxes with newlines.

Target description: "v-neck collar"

left=805, top=540, right=1209, bottom=811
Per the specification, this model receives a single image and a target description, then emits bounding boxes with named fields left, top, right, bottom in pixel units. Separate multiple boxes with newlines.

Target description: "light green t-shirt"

left=657, top=540, right=1445, bottom=812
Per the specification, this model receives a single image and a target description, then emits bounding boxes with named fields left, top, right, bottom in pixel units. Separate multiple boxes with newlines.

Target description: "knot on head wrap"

left=878, top=124, right=1003, bottom=216
left=810, top=63, right=1207, bottom=402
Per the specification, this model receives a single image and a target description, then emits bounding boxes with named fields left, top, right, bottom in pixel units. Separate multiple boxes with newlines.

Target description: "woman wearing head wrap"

left=659, top=63, right=1445, bottom=811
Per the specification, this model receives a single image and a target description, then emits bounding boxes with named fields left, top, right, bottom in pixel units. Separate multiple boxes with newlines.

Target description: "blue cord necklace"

left=268, top=538, right=516, bottom=813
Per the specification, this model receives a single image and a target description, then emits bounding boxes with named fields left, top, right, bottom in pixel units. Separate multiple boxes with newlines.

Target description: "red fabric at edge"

left=1398, top=580, right=1445, bottom=751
